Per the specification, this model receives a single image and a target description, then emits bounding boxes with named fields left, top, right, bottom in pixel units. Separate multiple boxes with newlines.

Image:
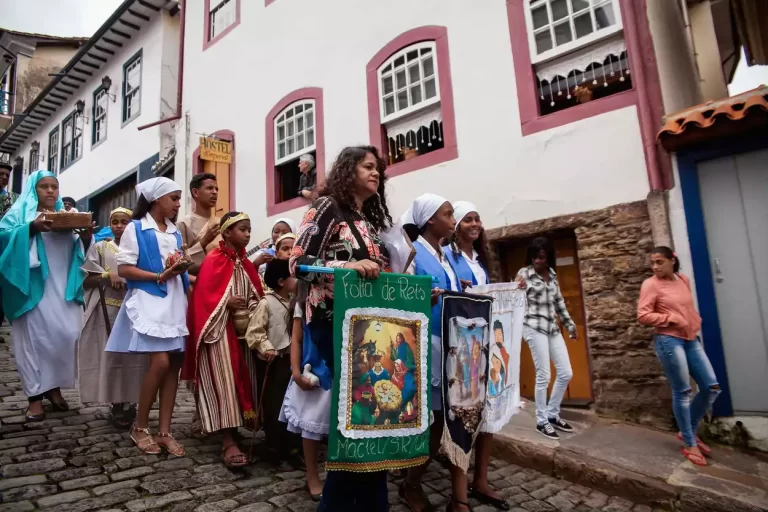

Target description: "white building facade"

left=0, top=0, right=180, bottom=227
left=177, top=0, right=673, bottom=424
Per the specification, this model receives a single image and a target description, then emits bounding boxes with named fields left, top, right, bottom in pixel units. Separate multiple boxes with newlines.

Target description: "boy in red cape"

left=182, top=212, right=264, bottom=467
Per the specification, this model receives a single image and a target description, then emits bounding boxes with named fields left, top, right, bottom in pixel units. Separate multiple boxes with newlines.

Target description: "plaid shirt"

left=517, top=265, right=576, bottom=336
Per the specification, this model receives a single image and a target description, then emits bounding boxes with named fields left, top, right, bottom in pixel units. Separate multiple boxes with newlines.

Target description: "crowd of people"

left=0, top=145, right=720, bottom=511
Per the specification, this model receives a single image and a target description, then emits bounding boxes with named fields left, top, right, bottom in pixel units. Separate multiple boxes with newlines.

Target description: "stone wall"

left=486, top=200, right=675, bottom=429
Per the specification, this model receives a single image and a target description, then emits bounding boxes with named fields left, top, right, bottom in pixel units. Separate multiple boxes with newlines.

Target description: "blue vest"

left=448, top=248, right=489, bottom=286
left=125, top=219, right=190, bottom=297
left=413, top=240, right=459, bottom=339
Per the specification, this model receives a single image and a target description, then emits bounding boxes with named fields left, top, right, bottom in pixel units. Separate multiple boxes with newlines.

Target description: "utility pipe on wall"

left=137, top=0, right=186, bottom=131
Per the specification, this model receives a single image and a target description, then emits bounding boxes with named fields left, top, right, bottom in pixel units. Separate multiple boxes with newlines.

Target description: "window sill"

left=267, top=195, right=310, bottom=216
left=122, top=112, right=141, bottom=129
left=384, top=145, right=458, bottom=179
left=60, top=155, right=82, bottom=173
left=91, top=137, right=107, bottom=151
left=521, top=88, right=637, bottom=136
left=203, top=20, right=240, bottom=51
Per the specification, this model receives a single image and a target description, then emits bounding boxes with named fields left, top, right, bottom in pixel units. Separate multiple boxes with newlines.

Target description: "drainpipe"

left=623, top=0, right=664, bottom=191
left=137, top=0, right=186, bottom=130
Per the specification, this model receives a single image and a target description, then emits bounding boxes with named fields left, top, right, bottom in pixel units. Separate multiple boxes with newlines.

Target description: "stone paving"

left=0, top=325, right=655, bottom=511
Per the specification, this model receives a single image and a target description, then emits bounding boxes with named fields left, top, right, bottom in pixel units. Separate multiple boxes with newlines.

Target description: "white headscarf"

left=452, top=201, right=478, bottom=231
left=272, top=217, right=296, bottom=234
left=135, top=177, right=181, bottom=202
left=411, top=193, right=448, bottom=229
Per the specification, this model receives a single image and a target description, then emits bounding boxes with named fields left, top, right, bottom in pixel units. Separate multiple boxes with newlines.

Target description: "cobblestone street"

left=0, top=325, right=652, bottom=512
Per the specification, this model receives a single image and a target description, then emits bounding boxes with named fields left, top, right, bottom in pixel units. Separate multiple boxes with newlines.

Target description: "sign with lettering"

left=199, top=137, right=232, bottom=163
left=327, top=269, right=432, bottom=472
left=472, top=282, right=525, bottom=433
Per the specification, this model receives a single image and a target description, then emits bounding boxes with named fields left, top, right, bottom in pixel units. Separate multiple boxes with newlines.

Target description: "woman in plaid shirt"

left=516, top=237, right=578, bottom=440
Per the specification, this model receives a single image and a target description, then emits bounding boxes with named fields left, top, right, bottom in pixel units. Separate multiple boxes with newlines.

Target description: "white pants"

left=524, top=326, right=573, bottom=426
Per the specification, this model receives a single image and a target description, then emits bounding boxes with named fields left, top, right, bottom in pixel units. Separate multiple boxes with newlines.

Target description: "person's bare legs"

left=401, top=420, right=443, bottom=511
left=155, top=353, right=184, bottom=455
left=472, top=433, right=501, bottom=499
left=449, top=464, right=470, bottom=511
left=221, top=428, right=247, bottom=465
left=134, top=352, right=170, bottom=443
left=26, top=399, right=44, bottom=416
left=303, top=438, right=323, bottom=496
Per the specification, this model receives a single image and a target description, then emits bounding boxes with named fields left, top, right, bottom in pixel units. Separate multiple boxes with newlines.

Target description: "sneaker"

left=549, top=417, right=574, bottom=433
left=536, top=422, right=559, bottom=439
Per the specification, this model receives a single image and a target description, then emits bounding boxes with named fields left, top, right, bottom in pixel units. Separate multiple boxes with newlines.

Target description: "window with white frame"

left=73, top=112, right=83, bottom=160
left=93, top=89, right=107, bottom=145
left=62, top=115, right=73, bottom=168
left=274, top=100, right=316, bottom=202
left=49, top=128, right=59, bottom=174
left=377, top=42, right=444, bottom=166
left=123, top=53, right=142, bottom=123
left=209, top=0, right=236, bottom=40
left=524, top=0, right=630, bottom=116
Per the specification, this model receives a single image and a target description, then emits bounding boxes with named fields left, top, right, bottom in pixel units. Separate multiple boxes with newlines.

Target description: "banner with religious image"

left=327, top=269, right=432, bottom=472
left=472, top=282, right=526, bottom=433
left=440, top=291, right=493, bottom=472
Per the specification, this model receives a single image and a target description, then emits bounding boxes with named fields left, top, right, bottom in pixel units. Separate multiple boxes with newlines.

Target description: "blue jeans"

left=654, top=335, right=721, bottom=447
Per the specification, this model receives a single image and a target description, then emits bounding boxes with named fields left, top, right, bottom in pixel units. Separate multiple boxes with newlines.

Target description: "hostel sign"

left=199, top=137, right=232, bottom=164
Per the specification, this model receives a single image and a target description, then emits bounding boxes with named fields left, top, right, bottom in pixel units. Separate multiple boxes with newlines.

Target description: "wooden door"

left=202, top=159, right=230, bottom=218
left=499, top=232, right=593, bottom=404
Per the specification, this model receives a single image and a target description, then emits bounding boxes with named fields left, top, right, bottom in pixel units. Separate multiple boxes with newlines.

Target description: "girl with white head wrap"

left=252, top=217, right=298, bottom=276
left=105, top=176, right=189, bottom=456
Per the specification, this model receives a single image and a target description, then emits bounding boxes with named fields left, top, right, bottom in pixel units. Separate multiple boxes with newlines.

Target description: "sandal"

left=305, top=482, right=322, bottom=502
left=469, top=485, right=509, bottom=510
left=25, top=407, right=46, bottom=423
left=447, top=497, right=472, bottom=512
left=681, top=447, right=707, bottom=466
left=156, top=432, right=186, bottom=457
left=677, top=433, right=712, bottom=456
left=399, top=480, right=435, bottom=512
left=130, top=424, right=161, bottom=454
left=221, top=441, right=248, bottom=468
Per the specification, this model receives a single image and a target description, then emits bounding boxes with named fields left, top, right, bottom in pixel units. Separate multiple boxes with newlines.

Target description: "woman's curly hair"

left=319, top=145, right=392, bottom=232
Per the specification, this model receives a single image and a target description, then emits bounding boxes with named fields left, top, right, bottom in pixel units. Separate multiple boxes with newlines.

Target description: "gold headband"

left=275, top=233, right=296, bottom=247
left=221, top=212, right=249, bottom=232
left=110, top=207, right=133, bottom=219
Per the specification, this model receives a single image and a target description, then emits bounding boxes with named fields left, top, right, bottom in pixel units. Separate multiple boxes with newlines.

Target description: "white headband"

left=452, top=201, right=478, bottom=231
left=135, top=177, right=181, bottom=202
left=412, top=193, right=448, bottom=229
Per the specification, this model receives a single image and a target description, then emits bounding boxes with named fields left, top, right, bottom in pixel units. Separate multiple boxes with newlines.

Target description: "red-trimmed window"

left=204, top=0, right=240, bottom=51
left=509, top=0, right=635, bottom=135
left=366, top=26, right=458, bottom=178
left=265, top=88, right=325, bottom=216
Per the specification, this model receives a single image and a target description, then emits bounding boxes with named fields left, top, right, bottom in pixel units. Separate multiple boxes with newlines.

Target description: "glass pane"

left=287, top=120, right=294, bottom=136
left=277, top=125, right=285, bottom=141
left=397, top=90, right=408, bottom=110
left=382, top=63, right=391, bottom=73
left=287, top=138, right=294, bottom=155
left=424, top=78, right=436, bottom=99
left=384, top=95, right=395, bottom=116
left=382, top=75, right=393, bottom=95
left=295, top=104, right=304, bottom=114
left=278, top=142, right=285, bottom=159
left=420, top=47, right=432, bottom=55
left=531, top=5, right=549, bottom=29
left=410, top=84, right=422, bottom=105
left=396, top=70, right=407, bottom=90
left=297, top=136, right=304, bottom=151
left=297, top=116, right=304, bottom=132
left=535, top=30, right=553, bottom=53
left=554, top=21, right=573, bottom=46
left=394, top=55, right=405, bottom=68
left=571, top=0, right=589, bottom=12
left=407, top=50, right=418, bottom=61
left=286, top=108, right=294, bottom=118
left=574, top=12, right=593, bottom=38
left=307, top=128, right=314, bottom=146
left=595, top=3, right=616, bottom=29
left=423, top=56, right=435, bottom=77
left=306, top=111, right=314, bottom=128
left=408, top=63, right=420, bottom=83
left=277, top=114, right=284, bottom=123
left=551, top=0, right=568, bottom=21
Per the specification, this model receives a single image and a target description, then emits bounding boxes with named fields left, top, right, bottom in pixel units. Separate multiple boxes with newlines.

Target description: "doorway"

left=201, top=158, right=230, bottom=219
left=497, top=231, right=593, bottom=405
left=698, top=149, right=768, bottom=414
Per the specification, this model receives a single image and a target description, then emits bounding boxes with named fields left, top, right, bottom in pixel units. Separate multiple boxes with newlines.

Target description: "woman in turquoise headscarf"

left=0, top=170, right=89, bottom=421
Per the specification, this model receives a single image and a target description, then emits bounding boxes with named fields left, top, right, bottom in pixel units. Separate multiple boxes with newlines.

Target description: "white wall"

left=10, top=12, right=177, bottom=202
left=178, top=0, right=651, bottom=240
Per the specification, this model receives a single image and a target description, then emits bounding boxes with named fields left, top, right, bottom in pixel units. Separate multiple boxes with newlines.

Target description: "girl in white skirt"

left=280, top=298, right=331, bottom=501
left=105, top=177, right=190, bottom=456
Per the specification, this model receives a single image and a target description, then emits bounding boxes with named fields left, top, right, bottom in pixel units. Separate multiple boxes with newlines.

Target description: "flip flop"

left=681, top=447, right=707, bottom=466
left=677, top=433, right=712, bottom=456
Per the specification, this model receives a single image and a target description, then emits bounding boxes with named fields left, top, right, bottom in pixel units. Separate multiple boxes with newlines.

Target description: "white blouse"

left=462, top=249, right=488, bottom=285
left=117, top=214, right=188, bottom=338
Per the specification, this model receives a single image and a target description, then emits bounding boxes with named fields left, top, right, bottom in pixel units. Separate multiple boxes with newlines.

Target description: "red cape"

left=182, top=244, right=263, bottom=414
